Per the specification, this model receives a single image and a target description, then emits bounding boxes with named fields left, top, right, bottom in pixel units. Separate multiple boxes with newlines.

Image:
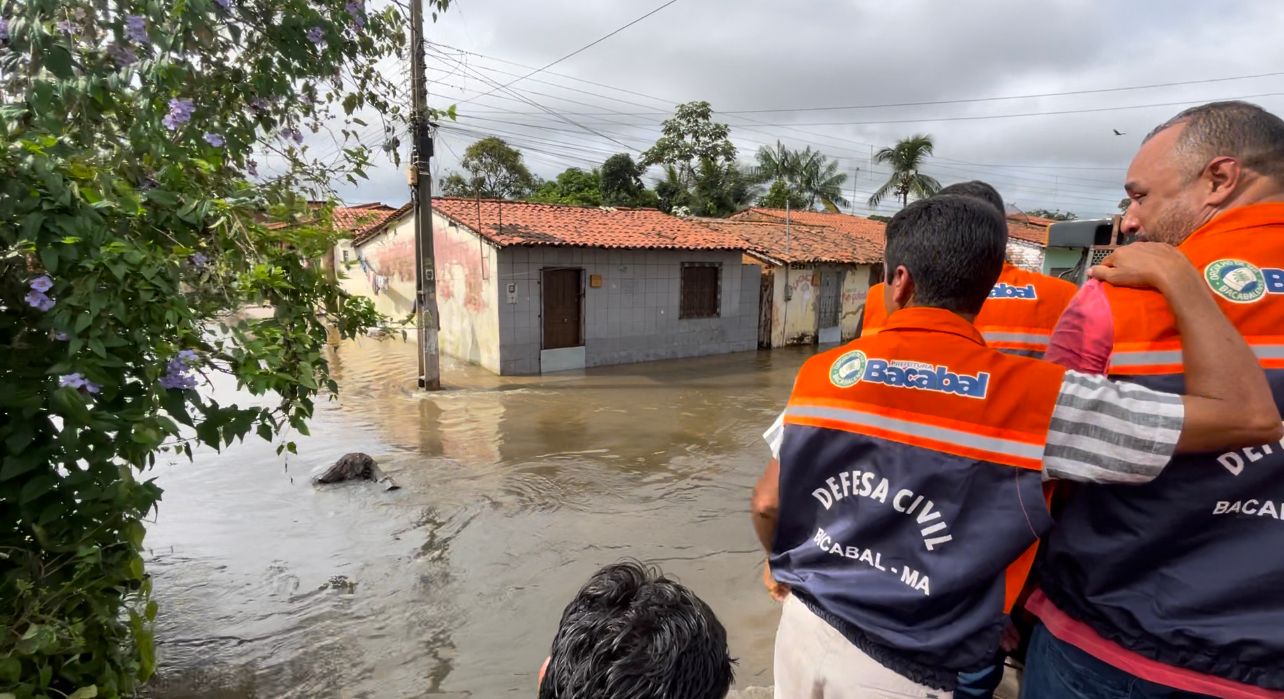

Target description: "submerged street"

left=144, top=335, right=816, bottom=697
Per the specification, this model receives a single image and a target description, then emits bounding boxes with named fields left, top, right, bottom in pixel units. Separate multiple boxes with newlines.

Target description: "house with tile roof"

left=695, top=217, right=883, bottom=348
left=345, top=198, right=761, bottom=374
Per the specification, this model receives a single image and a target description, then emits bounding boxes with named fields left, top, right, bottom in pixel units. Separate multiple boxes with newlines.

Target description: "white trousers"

left=773, top=594, right=952, bottom=699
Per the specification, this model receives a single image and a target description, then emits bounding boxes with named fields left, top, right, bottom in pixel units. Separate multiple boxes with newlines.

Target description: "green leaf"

left=68, top=687, right=98, bottom=699
left=0, top=453, right=41, bottom=481
left=74, top=312, right=92, bottom=333
left=89, top=337, right=106, bottom=358
left=19, top=474, right=57, bottom=505
left=45, top=45, right=75, bottom=79
left=51, top=387, right=93, bottom=425
left=0, top=656, right=20, bottom=682
left=40, top=244, right=59, bottom=274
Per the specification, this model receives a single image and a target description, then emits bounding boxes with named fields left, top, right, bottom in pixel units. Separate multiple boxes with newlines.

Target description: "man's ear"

left=1203, top=156, right=1243, bottom=207
left=887, top=265, right=914, bottom=311
left=539, top=656, right=550, bottom=690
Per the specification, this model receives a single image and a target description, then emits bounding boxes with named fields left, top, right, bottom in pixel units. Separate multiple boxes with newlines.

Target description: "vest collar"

left=881, top=307, right=986, bottom=345
left=1184, top=201, right=1284, bottom=246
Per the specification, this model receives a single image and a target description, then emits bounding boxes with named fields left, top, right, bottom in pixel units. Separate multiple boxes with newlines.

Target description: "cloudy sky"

left=331, top=0, right=1284, bottom=218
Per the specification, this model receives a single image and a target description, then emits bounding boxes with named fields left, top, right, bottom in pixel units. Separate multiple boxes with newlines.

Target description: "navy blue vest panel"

left=1039, top=369, right=1284, bottom=690
left=771, top=424, right=1052, bottom=689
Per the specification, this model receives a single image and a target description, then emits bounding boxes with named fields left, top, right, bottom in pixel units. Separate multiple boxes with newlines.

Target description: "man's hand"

left=1088, top=242, right=1198, bottom=292
left=763, top=562, right=790, bottom=602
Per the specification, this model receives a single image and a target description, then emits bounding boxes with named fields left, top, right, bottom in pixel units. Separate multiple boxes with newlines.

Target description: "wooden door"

left=542, top=268, right=582, bottom=350
left=758, top=270, right=774, bottom=348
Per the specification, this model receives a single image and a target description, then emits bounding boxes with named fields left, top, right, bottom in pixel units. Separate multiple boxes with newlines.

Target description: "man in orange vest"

left=859, top=181, right=1078, bottom=360
left=1025, top=101, right=1284, bottom=698
left=750, top=194, right=1281, bottom=696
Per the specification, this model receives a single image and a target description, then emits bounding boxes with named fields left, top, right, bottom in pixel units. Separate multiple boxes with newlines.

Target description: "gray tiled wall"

left=495, top=247, right=760, bottom=375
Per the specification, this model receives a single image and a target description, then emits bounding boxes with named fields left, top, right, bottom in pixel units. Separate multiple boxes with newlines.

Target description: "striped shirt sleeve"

left=1043, top=370, right=1184, bottom=483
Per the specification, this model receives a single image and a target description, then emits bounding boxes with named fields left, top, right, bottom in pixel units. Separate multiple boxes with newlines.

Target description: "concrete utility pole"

left=409, top=0, right=441, bottom=389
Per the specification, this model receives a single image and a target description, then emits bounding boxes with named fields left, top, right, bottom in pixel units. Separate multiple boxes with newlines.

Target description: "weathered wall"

left=769, top=264, right=817, bottom=347
left=432, top=212, right=501, bottom=373
left=343, top=216, right=417, bottom=319
left=495, top=248, right=758, bottom=375
left=349, top=213, right=501, bottom=373
left=840, top=264, right=876, bottom=342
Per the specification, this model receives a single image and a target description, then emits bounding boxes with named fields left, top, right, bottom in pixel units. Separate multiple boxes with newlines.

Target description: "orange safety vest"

left=862, top=268, right=1077, bottom=357
left=772, top=307, right=1066, bottom=688
left=860, top=282, right=888, bottom=337
left=975, top=263, right=1078, bottom=358
left=1038, top=202, right=1284, bottom=689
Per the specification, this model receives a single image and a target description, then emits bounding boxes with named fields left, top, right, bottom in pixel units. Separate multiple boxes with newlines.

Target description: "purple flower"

left=307, top=26, right=325, bottom=46
left=163, top=98, right=195, bottom=131
left=57, top=20, right=76, bottom=36
left=59, top=373, right=100, bottom=393
left=159, top=352, right=201, bottom=390
left=54, top=330, right=70, bottom=341
left=249, top=97, right=271, bottom=112
left=108, top=43, right=138, bottom=67
left=125, top=14, right=148, bottom=44
left=214, top=0, right=231, bottom=8
left=190, top=252, right=209, bottom=267
left=280, top=127, right=303, bottom=144
left=25, top=290, right=54, bottom=312
left=0, top=18, right=10, bottom=41
left=246, top=159, right=258, bottom=177
left=346, top=1, right=365, bottom=28
left=30, top=275, right=53, bottom=293
left=203, top=132, right=225, bottom=147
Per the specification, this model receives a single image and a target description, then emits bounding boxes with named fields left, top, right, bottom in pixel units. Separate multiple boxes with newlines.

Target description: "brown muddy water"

left=144, top=336, right=819, bottom=698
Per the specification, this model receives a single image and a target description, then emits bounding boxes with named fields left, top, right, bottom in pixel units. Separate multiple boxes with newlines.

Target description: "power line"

left=427, top=43, right=1134, bottom=181
left=457, top=0, right=681, bottom=105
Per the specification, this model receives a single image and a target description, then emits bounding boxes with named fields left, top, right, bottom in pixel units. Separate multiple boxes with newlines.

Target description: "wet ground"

left=144, top=336, right=815, bottom=697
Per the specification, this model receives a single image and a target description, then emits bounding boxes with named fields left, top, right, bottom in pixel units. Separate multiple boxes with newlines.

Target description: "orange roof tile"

left=732, top=208, right=888, bottom=247
left=1007, top=222, right=1049, bottom=246
left=334, top=203, right=401, bottom=235
left=694, top=218, right=883, bottom=265
left=1006, top=212, right=1057, bottom=229
left=430, top=198, right=748, bottom=250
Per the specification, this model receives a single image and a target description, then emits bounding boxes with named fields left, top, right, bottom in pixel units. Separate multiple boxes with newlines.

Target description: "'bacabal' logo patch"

left=829, top=350, right=868, bottom=388
left=1205, top=259, right=1266, bottom=303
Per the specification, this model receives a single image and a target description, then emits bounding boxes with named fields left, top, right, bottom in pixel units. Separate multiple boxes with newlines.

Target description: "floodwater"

left=144, top=335, right=819, bottom=698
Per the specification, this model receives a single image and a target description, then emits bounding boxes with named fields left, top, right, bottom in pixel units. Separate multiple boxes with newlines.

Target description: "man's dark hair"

left=1145, top=101, right=1284, bottom=182
left=937, top=180, right=1005, bottom=216
left=884, top=195, right=1007, bottom=315
left=539, top=561, right=734, bottom=699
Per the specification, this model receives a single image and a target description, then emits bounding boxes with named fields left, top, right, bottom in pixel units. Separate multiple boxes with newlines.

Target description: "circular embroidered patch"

left=1204, top=259, right=1266, bottom=304
left=829, top=350, right=868, bottom=388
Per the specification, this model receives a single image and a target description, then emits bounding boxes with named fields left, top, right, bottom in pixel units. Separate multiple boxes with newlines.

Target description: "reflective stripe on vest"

left=771, top=308, right=1065, bottom=684
left=1038, top=203, right=1284, bottom=689
left=1110, top=342, right=1284, bottom=373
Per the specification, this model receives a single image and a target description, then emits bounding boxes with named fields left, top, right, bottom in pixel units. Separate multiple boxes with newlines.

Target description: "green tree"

left=1027, top=208, right=1078, bottom=221
left=529, top=168, right=603, bottom=206
left=868, top=134, right=942, bottom=208
left=441, top=137, right=537, bottom=199
left=689, top=158, right=757, bottom=217
left=0, top=0, right=437, bottom=695
left=795, top=148, right=849, bottom=212
left=752, top=142, right=848, bottom=211
left=599, top=153, right=657, bottom=208
left=759, top=179, right=808, bottom=210
left=641, top=101, right=736, bottom=187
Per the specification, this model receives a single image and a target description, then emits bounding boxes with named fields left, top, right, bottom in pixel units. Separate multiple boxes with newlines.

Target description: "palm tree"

left=868, top=134, right=941, bottom=209
left=795, top=148, right=849, bottom=212
left=752, top=141, right=849, bottom=211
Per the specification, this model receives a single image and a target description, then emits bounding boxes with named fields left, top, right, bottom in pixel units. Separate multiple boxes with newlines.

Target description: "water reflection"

left=146, top=334, right=816, bottom=696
